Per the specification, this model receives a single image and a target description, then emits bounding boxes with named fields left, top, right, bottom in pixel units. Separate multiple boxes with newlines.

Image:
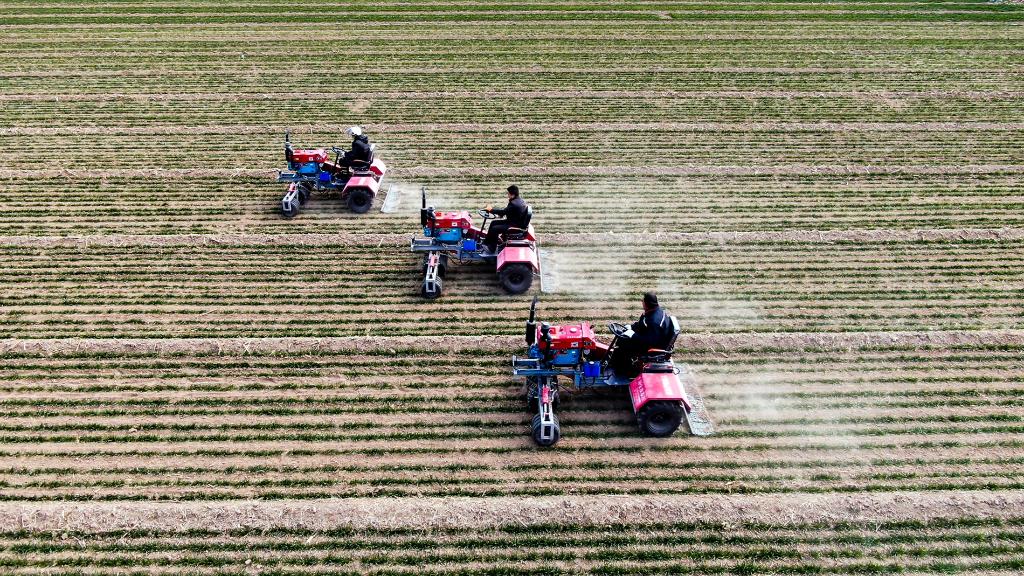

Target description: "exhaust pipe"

left=284, top=129, right=294, bottom=164
left=419, top=186, right=433, bottom=227
left=525, top=296, right=538, bottom=345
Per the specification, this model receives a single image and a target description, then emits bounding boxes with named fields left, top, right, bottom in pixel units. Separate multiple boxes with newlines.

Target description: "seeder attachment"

left=529, top=377, right=560, bottom=447
left=281, top=183, right=300, bottom=218
left=421, top=251, right=445, bottom=299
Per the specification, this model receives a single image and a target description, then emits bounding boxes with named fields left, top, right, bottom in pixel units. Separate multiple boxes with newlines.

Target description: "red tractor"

left=410, top=188, right=539, bottom=299
left=512, top=298, right=714, bottom=446
left=277, top=131, right=388, bottom=217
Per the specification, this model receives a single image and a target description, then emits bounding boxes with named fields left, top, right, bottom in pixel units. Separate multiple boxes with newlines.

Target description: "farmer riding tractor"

left=410, top=188, right=539, bottom=299
left=512, top=297, right=714, bottom=447
left=277, top=129, right=388, bottom=217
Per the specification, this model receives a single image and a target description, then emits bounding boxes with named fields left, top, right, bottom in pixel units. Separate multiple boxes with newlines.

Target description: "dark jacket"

left=344, top=134, right=372, bottom=165
left=630, top=306, right=674, bottom=350
left=491, top=196, right=529, bottom=229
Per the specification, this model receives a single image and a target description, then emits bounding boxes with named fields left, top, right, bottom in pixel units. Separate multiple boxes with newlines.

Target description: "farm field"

left=2, top=0, right=1024, bottom=573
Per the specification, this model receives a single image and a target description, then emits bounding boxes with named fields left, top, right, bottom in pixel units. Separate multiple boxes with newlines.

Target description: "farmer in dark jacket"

left=484, top=184, right=530, bottom=252
left=339, top=126, right=372, bottom=168
left=610, top=292, right=675, bottom=377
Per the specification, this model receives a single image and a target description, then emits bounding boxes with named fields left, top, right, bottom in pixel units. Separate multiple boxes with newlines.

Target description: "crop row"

left=4, top=129, right=1022, bottom=169
left=2, top=174, right=1022, bottom=235
left=7, top=95, right=1024, bottom=124
left=0, top=339, right=1019, bottom=499
left=4, top=45, right=1020, bottom=72
left=6, top=71, right=1022, bottom=96
left=2, top=4, right=1023, bottom=26
left=0, top=518, right=1021, bottom=575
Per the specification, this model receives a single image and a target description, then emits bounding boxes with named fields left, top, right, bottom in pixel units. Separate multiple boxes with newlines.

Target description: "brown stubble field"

left=1, top=0, right=1024, bottom=573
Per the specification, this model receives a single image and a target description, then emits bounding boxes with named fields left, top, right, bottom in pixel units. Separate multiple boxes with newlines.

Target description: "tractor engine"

left=422, top=210, right=474, bottom=244
left=535, top=323, right=597, bottom=367
left=287, top=148, right=328, bottom=175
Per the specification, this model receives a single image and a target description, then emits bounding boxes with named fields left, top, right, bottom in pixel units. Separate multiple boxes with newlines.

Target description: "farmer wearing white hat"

left=339, top=126, right=372, bottom=169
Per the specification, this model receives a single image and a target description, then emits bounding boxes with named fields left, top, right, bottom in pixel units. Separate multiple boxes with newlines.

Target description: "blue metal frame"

left=512, top=348, right=631, bottom=389
left=278, top=169, right=351, bottom=192
left=410, top=237, right=496, bottom=264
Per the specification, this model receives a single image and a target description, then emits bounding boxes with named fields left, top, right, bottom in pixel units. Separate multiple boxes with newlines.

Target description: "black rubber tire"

left=298, top=183, right=313, bottom=205
left=281, top=199, right=300, bottom=218
left=347, top=188, right=373, bottom=214
left=531, top=412, right=560, bottom=447
left=637, top=401, right=684, bottom=438
left=498, top=263, right=533, bottom=294
left=421, top=277, right=442, bottom=300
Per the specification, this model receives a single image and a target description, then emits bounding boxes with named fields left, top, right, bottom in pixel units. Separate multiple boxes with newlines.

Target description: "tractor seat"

left=503, top=227, right=528, bottom=242
left=349, top=147, right=375, bottom=172
left=639, top=348, right=673, bottom=364
left=636, top=316, right=682, bottom=364
left=499, top=206, right=534, bottom=242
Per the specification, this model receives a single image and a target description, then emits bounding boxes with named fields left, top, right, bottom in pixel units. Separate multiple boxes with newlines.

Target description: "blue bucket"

left=584, top=361, right=601, bottom=378
left=318, top=171, right=331, bottom=183
left=463, top=238, right=477, bottom=252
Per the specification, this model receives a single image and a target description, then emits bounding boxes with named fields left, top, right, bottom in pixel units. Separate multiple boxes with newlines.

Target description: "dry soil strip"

left=3, top=491, right=1022, bottom=532
left=4, top=329, right=1023, bottom=356
left=3, top=227, right=1023, bottom=248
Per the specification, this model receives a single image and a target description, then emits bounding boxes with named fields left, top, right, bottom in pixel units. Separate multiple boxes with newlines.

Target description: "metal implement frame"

left=410, top=237, right=490, bottom=264
left=512, top=356, right=628, bottom=389
left=422, top=252, right=442, bottom=297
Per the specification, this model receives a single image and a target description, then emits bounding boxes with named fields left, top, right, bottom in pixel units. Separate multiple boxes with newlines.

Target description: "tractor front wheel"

left=347, top=189, right=373, bottom=214
left=281, top=199, right=300, bottom=219
left=421, top=277, right=443, bottom=300
left=498, top=263, right=533, bottom=294
left=531, top=412, right=560, bottom=447
left=298, top=182, right=313, bottom=205
left=637, top=401, right=684, bottom=437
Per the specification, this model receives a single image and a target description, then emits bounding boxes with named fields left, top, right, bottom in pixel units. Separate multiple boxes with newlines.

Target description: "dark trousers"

left=485, top=221, right=510, bottom=251
left=609, top=339, right=644, bottom=378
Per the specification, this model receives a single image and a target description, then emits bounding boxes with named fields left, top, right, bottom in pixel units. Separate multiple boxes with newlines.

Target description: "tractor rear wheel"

left=637, top=401, right=684, bottom=437
left=347, top=189, right=373, bottom=213
left=531, top=412, right=560, bottom=447
left=281, top=199, right=300, bottom=218
left=421, top=277, right=442, bottom=300
left=498, top=263, right=533, bottom=294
